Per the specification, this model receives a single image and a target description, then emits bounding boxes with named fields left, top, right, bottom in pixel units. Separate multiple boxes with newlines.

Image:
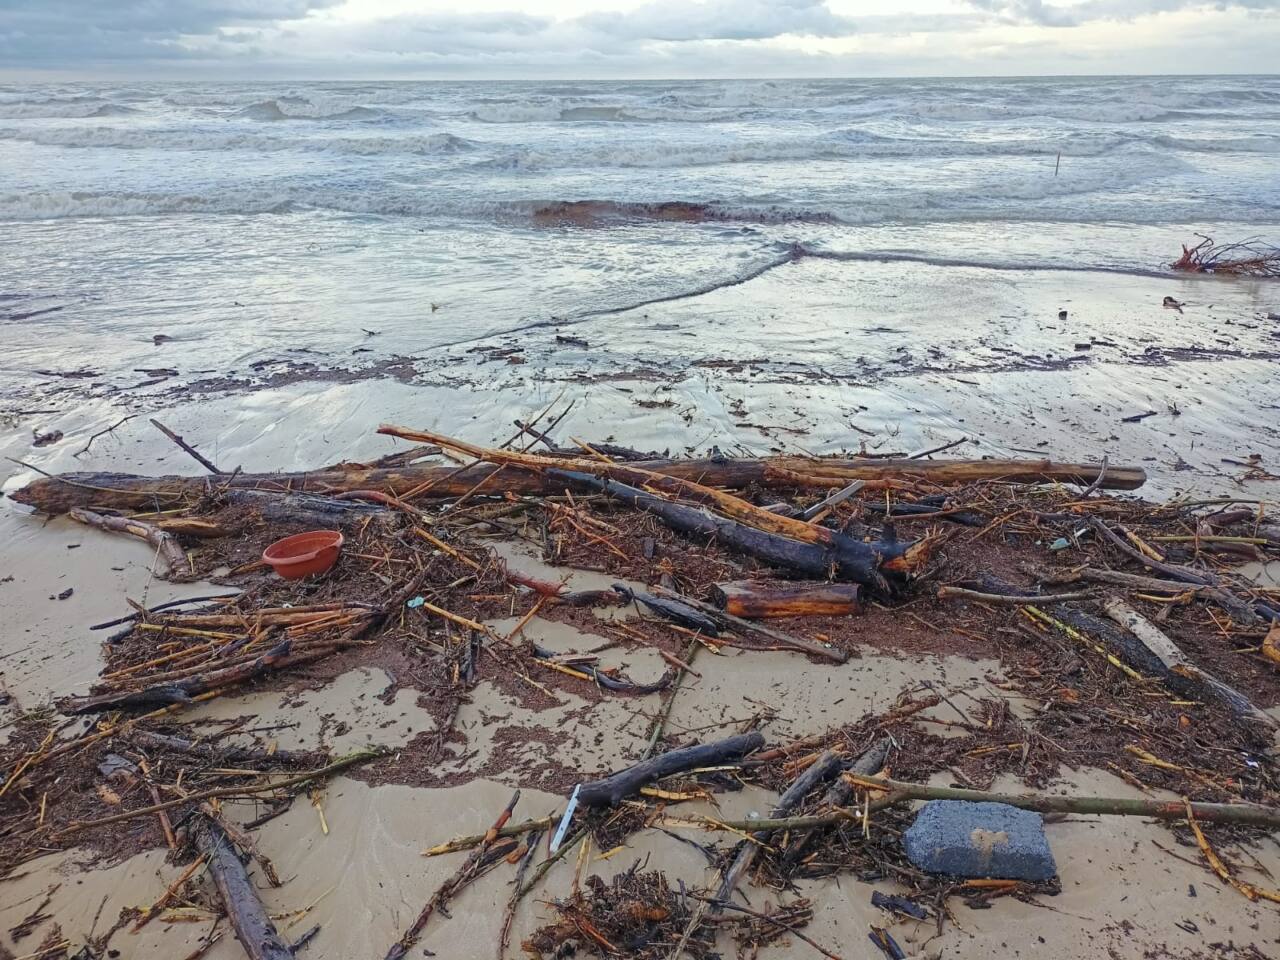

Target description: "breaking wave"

left=235, top=98, right=382, bottom=122
left=0, top=127, right=477, bottom=156
left=0, top=100, right=138, bottom=119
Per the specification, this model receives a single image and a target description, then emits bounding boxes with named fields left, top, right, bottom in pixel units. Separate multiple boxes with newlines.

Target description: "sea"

left=2, top=75, right=1279, bottom=382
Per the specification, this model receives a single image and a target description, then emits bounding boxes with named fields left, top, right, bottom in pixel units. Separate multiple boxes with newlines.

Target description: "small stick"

left=75, top=414, right=137, bottom=458
left=151, top=419, right=225, bottom=474
left=937, top=585, right=1095, bottom=605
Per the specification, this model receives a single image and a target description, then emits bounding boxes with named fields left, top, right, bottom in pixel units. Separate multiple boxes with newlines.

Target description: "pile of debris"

left=3, top=410, right=1279, bottom=959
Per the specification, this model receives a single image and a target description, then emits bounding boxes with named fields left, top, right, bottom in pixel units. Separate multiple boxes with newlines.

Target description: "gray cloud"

left=970, top=0, right=1278, bottom=27
left=1, top=0, right=1277, bottom=74
left=0, top=1, right=342, bottom=62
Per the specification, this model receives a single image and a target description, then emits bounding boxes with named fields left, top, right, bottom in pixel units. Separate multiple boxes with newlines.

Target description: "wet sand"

left=3, top=262, right=1279, bottom=959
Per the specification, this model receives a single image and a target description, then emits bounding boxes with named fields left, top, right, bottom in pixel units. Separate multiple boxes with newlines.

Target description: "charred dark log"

left=63, top=640, right=293, bottom=715
left=578, top=732, right=765, bottom=807
left=195, top=816, right=293, bottom=960
left=614, top=584, right=721, bottom=635
left=548, top=468, right=916, bottom=596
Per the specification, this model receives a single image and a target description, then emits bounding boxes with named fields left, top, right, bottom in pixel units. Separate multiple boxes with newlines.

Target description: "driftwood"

left=577, top=732, right=765, bottom=807
left=195, top=817, right=293, bottom=960
left=63, top=640, right=293, bottom=714
left=712, top=581, right=861, bottom=619
left=529, top=643, right=674, bottom=695
left=1087, top=518, right=1257, bottom=624
left=380, top=425, right=926, bottom=595
left=130, top=730, right=327, bottom=767
left=151, top=418, right=225, bottom=474
left=68, top=507, right=191, bottom=579
left=10, top=456, right=1145, bottom=515
left=714, top=750, right=844, bottom=909
left=616, top=585, right=721, bottom=635
left=652, top=587, right=847, bottom=663
left=689, top=780, right=1280, bottom=835
left=386, top=791, right=521, bottom=960
left=1102, top=598, right=1277, bottom=732
left=551, top=468, right=917, bottom=596
left=781, top=738, right=891, bottom=869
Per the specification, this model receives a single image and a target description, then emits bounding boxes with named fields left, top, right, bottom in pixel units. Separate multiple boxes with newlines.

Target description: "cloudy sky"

left=2, top=0, right=1277, bottom=78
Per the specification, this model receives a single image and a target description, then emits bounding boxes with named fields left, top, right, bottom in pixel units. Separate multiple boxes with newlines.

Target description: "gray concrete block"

left=903, top=800, right=1057, bottom=881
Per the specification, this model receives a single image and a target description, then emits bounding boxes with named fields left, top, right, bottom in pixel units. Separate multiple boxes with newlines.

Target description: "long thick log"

left=195, top=817, right=293, bottom=960
left=712, top=581, right=861, bottom=619
left=577, top=732, right=765, bottom=807
left=10, top=457, right=1145, bottom=515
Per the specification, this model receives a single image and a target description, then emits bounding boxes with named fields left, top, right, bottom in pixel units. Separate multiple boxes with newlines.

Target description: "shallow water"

left=2, top=76, right=1279, bottom=395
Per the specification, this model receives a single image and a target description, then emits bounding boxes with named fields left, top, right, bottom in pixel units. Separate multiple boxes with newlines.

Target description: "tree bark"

left=11, top=457, right=1145, bottom=515
left=1102, top=597, right=1277, bottom=732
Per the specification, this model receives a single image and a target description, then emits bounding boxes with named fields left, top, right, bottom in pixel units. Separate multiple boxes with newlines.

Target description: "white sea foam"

left=1, top=76, right=1277, bottom=237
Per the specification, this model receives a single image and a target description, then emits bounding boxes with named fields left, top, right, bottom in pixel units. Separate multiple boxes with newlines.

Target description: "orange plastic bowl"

left=262, top=530, right=344, bottom=580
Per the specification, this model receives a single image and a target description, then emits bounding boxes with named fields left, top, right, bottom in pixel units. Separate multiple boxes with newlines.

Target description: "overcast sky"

left=2, top=1, right=1278, bottom=79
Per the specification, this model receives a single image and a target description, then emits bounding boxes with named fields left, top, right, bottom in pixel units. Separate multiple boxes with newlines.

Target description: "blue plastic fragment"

left=406, top=596, right=425, bottom=609
left=1049, top=537, right=1071, bottom=551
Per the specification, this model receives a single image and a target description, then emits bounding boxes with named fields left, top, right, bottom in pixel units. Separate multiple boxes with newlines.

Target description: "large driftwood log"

left=577, top=732, right=765, bottom=807
left=11, top=456, right=1145, bottom=515
left=711, top=581, right=861, bottom=619
left=195, top=817, right=294, bottom=960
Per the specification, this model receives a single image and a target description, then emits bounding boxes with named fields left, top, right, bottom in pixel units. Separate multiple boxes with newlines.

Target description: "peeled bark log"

left=68, top=507, right=190, bottom=579
left=711, top=581, right=861, bottom=619
left=577, top=732, right=764, bottom=807
left=195, top=817, right=293, bottom=960
left=11, top=457, right=1145, bottom=515
left=1102, top=597, right=1277, bottom=732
